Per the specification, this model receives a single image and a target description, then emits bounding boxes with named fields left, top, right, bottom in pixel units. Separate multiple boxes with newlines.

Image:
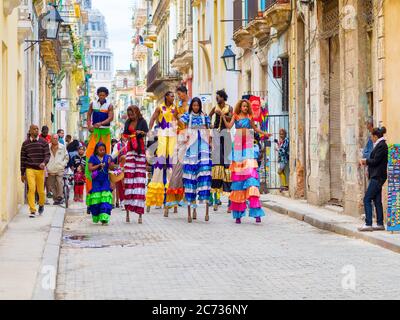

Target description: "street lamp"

left=48, top=69, right=57, bottom=87
left=41, top=4, right=64, bottom=40
left=221, top=45, right=241, bottom=72
left=24, top=4, right=64, bottom=51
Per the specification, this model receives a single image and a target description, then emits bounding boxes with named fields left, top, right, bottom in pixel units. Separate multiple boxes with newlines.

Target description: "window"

left=123, top=78, right=128, bottom=88
left=92, top=40, right=96, bottom=47
left=281, top=57, right=289, bottom=113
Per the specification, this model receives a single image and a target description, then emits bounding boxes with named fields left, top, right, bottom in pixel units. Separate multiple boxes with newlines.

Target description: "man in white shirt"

left=46, top=134, right=69, bottom=205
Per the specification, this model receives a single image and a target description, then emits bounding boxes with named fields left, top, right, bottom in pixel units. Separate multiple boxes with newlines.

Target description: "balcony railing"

left=146, top=61, right=160, bottom=91
left=265, top=0, right=290, bottom=11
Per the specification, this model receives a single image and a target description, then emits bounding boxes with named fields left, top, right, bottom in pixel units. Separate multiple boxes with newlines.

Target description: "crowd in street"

left=20, top=86, right=388, bottom=231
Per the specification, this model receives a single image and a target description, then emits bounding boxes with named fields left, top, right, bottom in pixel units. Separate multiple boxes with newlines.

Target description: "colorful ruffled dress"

left=165, top=102, right=187, bottom=208
left=229, top=115, right=265, bottom=219
left=86, top=154, right=113, bottom=224
left=181, top=112, right=212, bottom=206
left=146, top=104, right=177, bottom=207
left=85, top=100, right=112, bottom=193
left=123, top=118, right=149, bottom=215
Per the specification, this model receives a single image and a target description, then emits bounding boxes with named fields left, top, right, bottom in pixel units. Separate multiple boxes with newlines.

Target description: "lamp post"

left=221, top=45, right=241, bottom=72
left=24, top=4, right=64, bottom=51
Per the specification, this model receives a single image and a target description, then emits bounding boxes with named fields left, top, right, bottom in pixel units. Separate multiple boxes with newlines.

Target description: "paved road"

left=56, top=203, right=400, bottom=300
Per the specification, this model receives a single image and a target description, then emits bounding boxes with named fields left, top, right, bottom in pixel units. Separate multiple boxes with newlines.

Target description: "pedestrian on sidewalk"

left=112, top=135, right=128, bottom=209
left=123, top=105, right=149, bottom=224
left=209, top=89, right=233, bottom=212
left=73, top=165, right=86, bottom=202
left=39, top=125, right=52, bottom=201
left=70, top=146, right=86, bottom=173
left=39, top=125, right=51, bottom=144
left=358, top=127, right=388, bottom=232
left=222, top=99, right=271, bottom=224
left=57, top=129, right=65, bottom=145
left=20, top=125, right=51, bottom=218
left=86, top=142, right=117, bottom=225
left=275, top=128, right=289, bottom=192
left=67, top=137, right=80, bottom=165
left=47, top=134, right=69, bottom=205
left=85, top=87, right=114, bottom=196
left=179, top=97, right=212, bottom=223
left=165, top=85, right=190, bottom=216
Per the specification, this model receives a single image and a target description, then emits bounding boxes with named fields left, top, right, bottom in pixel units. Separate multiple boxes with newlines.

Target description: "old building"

left=287, top=0, right=391, bottom=217
left=192, top=0, right=240, bottom=112
left=131, top=0, right=153, bottom=120
left=171, top=0, right=193, bottom=97
left=0, top=0, right=27, bottom=233
left=85, top=5, right=113, bottom=99
left=112, top=69, right=135, bottom=137
left=146, top=0, right=180, bottom=106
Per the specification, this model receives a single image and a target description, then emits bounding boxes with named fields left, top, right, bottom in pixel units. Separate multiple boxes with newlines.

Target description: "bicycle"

left=63, top=171, right=74, bottom=209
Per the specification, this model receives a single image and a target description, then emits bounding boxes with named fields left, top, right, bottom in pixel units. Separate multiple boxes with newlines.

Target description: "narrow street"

left=56, top=202, right=400, bottom=300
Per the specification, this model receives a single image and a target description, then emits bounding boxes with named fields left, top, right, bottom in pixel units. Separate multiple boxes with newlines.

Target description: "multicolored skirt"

left=211, top=134, right=232, bottom=193
left=229, top=130, right=265, bottom=219
left=85, top=128, right=111, bottom=193
left=183, top=131, right=212, bottom=204
left=146, top=134, right=176, bottom=207
left=86, top=189, right=113, bottom=224
left=124, top=150, right=146, bottom=215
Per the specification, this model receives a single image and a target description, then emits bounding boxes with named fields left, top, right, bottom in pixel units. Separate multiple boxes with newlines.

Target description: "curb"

left=263, top=202, right=400, bottom=254
left=31, top=207, right=66, bottom=300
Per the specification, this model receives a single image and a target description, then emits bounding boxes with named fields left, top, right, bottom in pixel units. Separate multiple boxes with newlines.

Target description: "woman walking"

left=222, top=99, right=270, bottom=224
left=358, top=127, right=388, bottom=232
left=123, top=105, right=149, bottom=224
left=276, top=128, right=289, bottom=192
left=86, top=142, right=115, bottom=225
left=180, top=97, right=212, bottom=223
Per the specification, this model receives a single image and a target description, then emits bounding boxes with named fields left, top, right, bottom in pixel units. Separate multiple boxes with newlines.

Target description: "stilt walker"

left=146, top=91, right=178, bottom=210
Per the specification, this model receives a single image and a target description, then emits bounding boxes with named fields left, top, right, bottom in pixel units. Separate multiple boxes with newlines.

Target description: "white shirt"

left=47, top=143, right=69, bottom=174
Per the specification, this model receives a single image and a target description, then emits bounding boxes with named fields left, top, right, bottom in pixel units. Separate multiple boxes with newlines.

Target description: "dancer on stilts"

left=85, top=87, right=113, bottom=214
left=146, top=91, right=178, bottom=211
left=222, top=99, right=271, bottom=224
left=122, top=105, right=149, bottom=224
left=165, top=85, right=190, bottom=216
left=209, top=89, right=233, bottom=212
left=179, top=97, right=212, bottom=223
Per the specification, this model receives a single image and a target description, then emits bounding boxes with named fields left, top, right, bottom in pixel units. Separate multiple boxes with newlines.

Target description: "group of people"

left=20, top=125, right=87, bottom=217
left=78, top=86, right=272, bottom=225
left=20, top=85, right=390, bottom=231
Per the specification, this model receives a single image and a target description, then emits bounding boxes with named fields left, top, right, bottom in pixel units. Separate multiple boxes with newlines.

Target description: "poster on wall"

left=387, top=144, right=400, bottom=232
left=55, top=99, right=70, bottom=111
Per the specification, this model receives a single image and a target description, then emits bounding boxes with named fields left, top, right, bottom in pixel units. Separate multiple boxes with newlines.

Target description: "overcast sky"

left=92, top=0, right=135, bottom=73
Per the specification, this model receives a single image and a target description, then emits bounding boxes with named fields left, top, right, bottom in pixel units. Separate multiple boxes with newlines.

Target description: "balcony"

left=133, top=44, right=147, bottom=61
left=17, top=0, right=33, bottom=44
left=132, top=7, right=147, bottom=28
left=263, top=0, right=291, bottom=33
left=232, top=0, right=254, bottom=48
left=171, top=26, right=193, bottom=72
left=146, top=61, right=180, bottom=93
left=40, top=38, right=62, bottom=73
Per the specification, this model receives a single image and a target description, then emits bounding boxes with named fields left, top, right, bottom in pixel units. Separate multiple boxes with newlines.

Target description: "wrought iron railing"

left=146, top=61, right=160, bottom=87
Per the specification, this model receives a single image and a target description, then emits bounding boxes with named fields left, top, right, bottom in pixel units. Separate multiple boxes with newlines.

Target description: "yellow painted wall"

left=0, top=1, right=26, bottom=226
left=383, top=0, right=400, bottom=144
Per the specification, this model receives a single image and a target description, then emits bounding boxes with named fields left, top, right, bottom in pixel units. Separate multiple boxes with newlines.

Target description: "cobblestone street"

left=56, top=202, right=400, bottom=300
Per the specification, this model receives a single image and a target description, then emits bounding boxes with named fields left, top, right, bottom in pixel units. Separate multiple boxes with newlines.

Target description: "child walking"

left=222, top=99, right=271, bottom=224
left=74, top=165, right=86, bottom=202
left=86, top=142, right=117, bottom=225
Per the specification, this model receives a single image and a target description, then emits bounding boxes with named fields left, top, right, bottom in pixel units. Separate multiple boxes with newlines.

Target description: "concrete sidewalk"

left=261, top=194, right=400, bottom=254
left=0, top=205, right=65, bottom=300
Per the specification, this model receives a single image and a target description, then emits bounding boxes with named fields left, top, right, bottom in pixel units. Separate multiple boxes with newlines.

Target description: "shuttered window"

left=233, top=0, right=242, bottom=32
left=281, top=57, right=289, bottom=113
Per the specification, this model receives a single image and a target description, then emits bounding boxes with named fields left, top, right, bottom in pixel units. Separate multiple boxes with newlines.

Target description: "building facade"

left=85, top=6, right=113, bottom=99
left=146, top=0, right=181, bottom=106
